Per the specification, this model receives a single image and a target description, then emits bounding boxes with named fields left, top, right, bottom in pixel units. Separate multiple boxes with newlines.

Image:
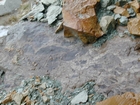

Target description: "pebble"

left=47, top=88, right=54, bottom=96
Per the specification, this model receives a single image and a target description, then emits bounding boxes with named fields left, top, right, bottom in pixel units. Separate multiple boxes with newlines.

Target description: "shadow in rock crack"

left=0, top=66, right=6, bottom=90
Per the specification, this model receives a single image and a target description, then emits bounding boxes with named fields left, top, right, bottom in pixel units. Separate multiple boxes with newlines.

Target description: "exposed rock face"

left=62, top=0, right=104, bottom=44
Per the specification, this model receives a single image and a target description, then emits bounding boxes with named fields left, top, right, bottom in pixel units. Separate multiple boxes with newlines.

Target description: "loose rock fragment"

left=63, top=0, right=103, bottom=44
left=42, top=96, right=49, bottom=103
left=47, top=88, right=54, bottom=96
left=47, top=5, right=62, bottom=25
left=114, top=6, right=130, bottom=17
left=39, top=82, right=47, bottom=89
left=127, top=16, right=140, bottom=36
left=21, top=3, right=45, bottom=21
left=114, top=14, right=121, bottom=20
left=107, top=5, right=116, bottom=11
left=119, top=16, right=128, bottom=25
left=129, top=0, right=140, bottom=13
left=71, top=90, right=88, bottom=104
left=12, top=93, right=24, bottom=105
left=55, top=22, right=63, bottom=33
left=100, top=16, right=116, bottom=34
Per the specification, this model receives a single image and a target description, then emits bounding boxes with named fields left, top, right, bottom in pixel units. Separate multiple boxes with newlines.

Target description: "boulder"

left=62, top=0, right=104, bottom=44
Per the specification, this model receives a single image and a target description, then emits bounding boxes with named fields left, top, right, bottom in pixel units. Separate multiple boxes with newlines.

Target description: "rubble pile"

left=63, top=0, right=140, bottom=44
left=0, top=76, right=105, bottom=105
left=21, top=0, right=63, bottom=25
left=21, top=0, right=140, bottom=44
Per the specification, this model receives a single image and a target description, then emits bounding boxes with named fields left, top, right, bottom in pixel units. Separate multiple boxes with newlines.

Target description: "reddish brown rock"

left=62, top=0, right=103, bottom=44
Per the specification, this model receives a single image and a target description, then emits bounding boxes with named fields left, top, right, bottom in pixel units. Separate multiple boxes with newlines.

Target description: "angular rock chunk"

left=127, top=16, right=140, bottom=36
left=114, top=6, right=130, bottom=17
left=129, top=0, right=140, bottom=13
left=100, top=16, right=116, bottom=34
left=47, top=5, right=62, bottom=25
left=63, top=0, right=104, bottom=44
left=71, top=90, right=88, bottom=104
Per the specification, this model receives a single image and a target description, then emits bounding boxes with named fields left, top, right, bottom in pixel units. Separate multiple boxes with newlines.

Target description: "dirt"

left=0, top=21, right=139, bottom=97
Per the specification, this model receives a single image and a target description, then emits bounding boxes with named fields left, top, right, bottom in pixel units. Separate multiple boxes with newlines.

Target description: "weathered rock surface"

left=63, top=0, right=104, bottom=44
left=127, top=16, right=140, bottom=35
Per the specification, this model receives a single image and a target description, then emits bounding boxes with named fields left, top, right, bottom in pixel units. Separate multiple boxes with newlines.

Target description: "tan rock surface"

left=127, top=17, right=140, bottom=36
left=129, top=0, right=140, bottom=13
left=114, top=6, right=130, bottom=17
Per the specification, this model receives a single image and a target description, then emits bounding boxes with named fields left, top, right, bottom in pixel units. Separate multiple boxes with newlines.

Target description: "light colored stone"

left=0, top=26, right=9, bottom=38
left=39, top=82, right=47, bottom=89
left=119, top=16, right=128, bottom=25
left=107, top=5, right=116, bottom=11
left=12, top=93, right=24, bottom=105
left=100, top=0, right=111, bottom=8
left=42, top=96, right=49, bottom=103
left=71, top=90, right=88, bottom=104
left=114, top=14, right=121, bottom=20
left=41, top=0, right=59, bottom=6
left=36, top=13, right=44, bottom=21
left=47, top=88, right=54, bottom=96
left=46, top=5, right=62, bottom=25
left=55, top=22, right=63, bottom=33
left=21, top=3, right=44, bottom=20
left=0, top=0, right=21, bottom=16
left=100, top=16, right=115, bottom=34
left=40, top=18, right=48, bottom=23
